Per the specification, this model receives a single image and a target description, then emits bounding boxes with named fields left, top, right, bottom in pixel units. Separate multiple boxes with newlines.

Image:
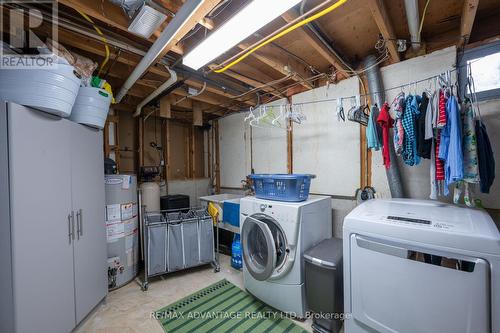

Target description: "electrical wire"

left=212, top=0, right=348, bottom=73
left=419, top=0, right=431, bottom=35
left=76, top=9, right=110, bottom=76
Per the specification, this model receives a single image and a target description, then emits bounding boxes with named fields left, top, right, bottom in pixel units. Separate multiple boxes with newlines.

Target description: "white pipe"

left=134, top=67, right=177, bottom=117
left=404, top=0, right=421, bottom=50
left=116, top=0, right=205, bottom=103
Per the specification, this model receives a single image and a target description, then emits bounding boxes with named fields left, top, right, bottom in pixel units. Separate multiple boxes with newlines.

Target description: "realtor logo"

left=0, top=0, right=58, bottom=69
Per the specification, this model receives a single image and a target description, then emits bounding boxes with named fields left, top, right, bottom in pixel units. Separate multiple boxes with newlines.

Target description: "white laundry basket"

left=70, top=87, right=112, bottom=129
left=0, top=64, right=81, bottom=117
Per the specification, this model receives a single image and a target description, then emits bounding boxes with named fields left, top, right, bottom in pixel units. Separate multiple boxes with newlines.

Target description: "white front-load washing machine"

left=343, top=199, right=500, bottom=333
left=240, top=195, right=332, bottom=318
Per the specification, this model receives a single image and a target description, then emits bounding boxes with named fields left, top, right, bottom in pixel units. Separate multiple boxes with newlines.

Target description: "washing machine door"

left=242, top=214, right=287, bottom=281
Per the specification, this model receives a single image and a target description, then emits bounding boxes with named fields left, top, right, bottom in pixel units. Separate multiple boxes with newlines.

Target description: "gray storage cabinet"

left=0, top=102, right=107, bottom=333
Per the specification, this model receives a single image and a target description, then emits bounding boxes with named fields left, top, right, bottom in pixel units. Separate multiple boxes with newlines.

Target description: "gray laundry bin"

left=304, top=238, right=343, bottom=333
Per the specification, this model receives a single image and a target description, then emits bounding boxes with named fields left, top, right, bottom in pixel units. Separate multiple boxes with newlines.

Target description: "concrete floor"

left=76, top=255, right=313, bottom=333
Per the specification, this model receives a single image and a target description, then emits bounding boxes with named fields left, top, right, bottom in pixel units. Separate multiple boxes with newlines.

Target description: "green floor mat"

left=154, top=279, right=308, bottom=333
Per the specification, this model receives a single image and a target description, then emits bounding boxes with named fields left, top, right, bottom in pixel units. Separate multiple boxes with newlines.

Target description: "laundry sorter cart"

left=140, top=208, right=219, bottom=291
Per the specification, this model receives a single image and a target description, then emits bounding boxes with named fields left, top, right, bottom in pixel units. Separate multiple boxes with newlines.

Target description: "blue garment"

left=439, top=96, right=463, bottom=195
left=366, top=105, right=381, bottom=150
left=401, top=95, right=421, bottom=166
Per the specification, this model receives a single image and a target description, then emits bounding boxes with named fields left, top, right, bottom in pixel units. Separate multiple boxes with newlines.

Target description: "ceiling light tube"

left=183, top=0, right=302, bottom=70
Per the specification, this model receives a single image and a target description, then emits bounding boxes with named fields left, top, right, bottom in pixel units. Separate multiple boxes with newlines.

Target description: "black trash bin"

left=304, top=238, right=343, bottom=333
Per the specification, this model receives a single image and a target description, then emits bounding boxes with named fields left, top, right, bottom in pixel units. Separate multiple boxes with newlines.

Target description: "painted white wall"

left=250, top=98, right=288, bottom=174
left=167, top=178, right=211, bottom=206
left=219, top=112, right=251, bottom=188
left=292, top=77, right=361, bottom=197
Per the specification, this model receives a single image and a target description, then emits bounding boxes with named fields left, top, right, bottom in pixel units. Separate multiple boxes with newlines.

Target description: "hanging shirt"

left=402, top=95, right=421, bottom=166
left=435, top=130, right=445, bottom=181
left=462, top=99, right=480, bottom=183
left=476, top=120, right=496, bottom=193
left=439, top=95, right=463, bottom=195
left=425, top=91, right=436, bottom=139
left=437, top=89, right=447, bottom=128
left=393, top=95, right=405, bottom=155
left=416, top=92, right=432, bottom=159
left=366, top=105, right=381, bottom=150
left=377, top=102, right=393, bottom=169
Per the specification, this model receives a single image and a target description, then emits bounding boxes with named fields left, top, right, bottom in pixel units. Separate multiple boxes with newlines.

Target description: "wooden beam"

left=58, top=0, right=183, bottom=54
left=213, top=67, right=284, bottom=98
left=237, top=43, right=313, bottom=89
left=160, top=95, right=172, bottom=118
left=214, top=120, right=221, bottom=194
left=193, top=102, right=203, bottom=126
left=367, top=0, right=400, bottom=62
left=460, top=0, right=480, bottom=46
left=152, top=0, right=222, bottom=65
left=281, top=10, right=348, bottom=74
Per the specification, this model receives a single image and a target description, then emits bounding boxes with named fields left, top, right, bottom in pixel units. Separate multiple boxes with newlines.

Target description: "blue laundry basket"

left=249, top=174, right=315, bottom=202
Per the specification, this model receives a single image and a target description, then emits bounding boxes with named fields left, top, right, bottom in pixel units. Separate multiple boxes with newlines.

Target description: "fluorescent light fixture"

left=183, top=0, right=302, bottom=70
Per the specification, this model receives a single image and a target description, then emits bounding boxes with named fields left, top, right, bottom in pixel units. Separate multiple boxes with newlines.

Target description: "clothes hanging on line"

left=416, top=92, right=432, bottom=159
left=402, top=95, right=421, bottom=166
left=377, top=102, right=393, bottom=169
left=367, top=105, right=381, bottom=151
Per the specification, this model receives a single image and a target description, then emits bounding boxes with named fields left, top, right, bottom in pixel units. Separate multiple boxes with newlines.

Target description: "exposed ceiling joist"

left=58, top=0, right=184, bottom=54
left=214, top=67, right=285, bottom=99
left=281, top=10, right=347, bottom=75
left=367, top=0, right=400, bottom=62
left=151, top=0, right=222, bottom=66
left=237, top=43, right=314, bottom=89
left=460, top=0, right=480, bottom=46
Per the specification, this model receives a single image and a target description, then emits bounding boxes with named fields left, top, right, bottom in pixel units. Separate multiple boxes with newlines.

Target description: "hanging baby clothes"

left=439, top=95, right=463, bottom=195
left=416, top=92, right=432, bottom=159
left=402, top=95, right=421, bottom=166
left=462, top=99, right=480, bottom=184
left=377, top=102, right=393, bottom=169
left=366, top=105, right=381, bottom=150
left=393, top=94, right=405, bottom=155
left=476, top=120, right=495, bottom=193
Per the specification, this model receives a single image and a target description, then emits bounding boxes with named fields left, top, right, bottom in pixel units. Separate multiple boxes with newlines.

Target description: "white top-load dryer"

left=343, top=199, right=500, bottom=333
left=240, top=195, right=332, bottom=317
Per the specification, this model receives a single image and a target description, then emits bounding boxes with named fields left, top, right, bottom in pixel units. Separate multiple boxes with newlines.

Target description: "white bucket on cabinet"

left=70, top=87, right=112, bottom=129
left=0, top=64, right=81, bottom=117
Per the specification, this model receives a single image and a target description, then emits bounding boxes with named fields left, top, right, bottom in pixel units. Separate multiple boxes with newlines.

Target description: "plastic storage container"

left=0, top=64, right=81, bottom=117
left=223, top=198, right=241, bottom=227
left=304, top=238, right=344, bottom=333
left=250, top=174, right=314, bottom=202
left=161, top=194, right=190, bottom=212
left=70, top=87, right=112, bottom=129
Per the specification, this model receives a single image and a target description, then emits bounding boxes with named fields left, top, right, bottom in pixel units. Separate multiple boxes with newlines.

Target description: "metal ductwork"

left=115, top=0, right=205, bottom=103
left=404, top=0, right=421, bottom=51
left=363, top=55, right=405, bottom=198
left=134, top=67, right=177, bottom=117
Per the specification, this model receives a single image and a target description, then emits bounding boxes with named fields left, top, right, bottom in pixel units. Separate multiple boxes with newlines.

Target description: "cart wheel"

left=141, top=282, right=149, bottom=291
left=214, top=265, right=220, bottom=273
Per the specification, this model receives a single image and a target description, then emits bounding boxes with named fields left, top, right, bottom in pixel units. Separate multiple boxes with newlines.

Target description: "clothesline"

left=284, top=68, right=459, bottom=108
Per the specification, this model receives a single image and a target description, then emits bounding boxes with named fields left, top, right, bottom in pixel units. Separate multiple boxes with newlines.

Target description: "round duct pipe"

left=363, top=55, right=405, bottom=198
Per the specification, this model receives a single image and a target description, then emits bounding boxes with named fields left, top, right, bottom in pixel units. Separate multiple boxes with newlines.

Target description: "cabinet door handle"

left=68, top=214, right=72, bottom=244
left=71, top=211, right=75, bottom=241
left=77, top=209, right=83, bottom=238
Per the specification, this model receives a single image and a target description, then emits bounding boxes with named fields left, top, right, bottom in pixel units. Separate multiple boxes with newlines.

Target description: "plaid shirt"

left=402, top=95, right=421, bottom=166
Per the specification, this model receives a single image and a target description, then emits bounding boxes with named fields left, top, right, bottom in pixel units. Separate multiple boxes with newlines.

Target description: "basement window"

left=460, top=41, right=500, bottom=101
